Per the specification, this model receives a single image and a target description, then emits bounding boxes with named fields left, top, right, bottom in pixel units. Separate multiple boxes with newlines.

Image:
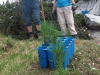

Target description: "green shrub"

left=0, top=1, right=59, bottom=39
left=74, top=14, right=91, bottom=39
left=74, top=14, right=86, bottom=28
left=41, top=21, right=61, bottom=45
left=42, top=2, right=57, bottom=21
left=75, top=0, right=80, bottom=3
left=41, top=2, right=60, bottom=30
left=0, top=1, right=27, bottom=39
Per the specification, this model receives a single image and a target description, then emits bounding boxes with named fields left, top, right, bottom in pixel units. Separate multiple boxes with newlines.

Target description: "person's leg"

left=26, top=26, right=35, bottom=40
left=27, top=26, right=32, bottom=33
left=22, top=1, right=34, bottom=40
left=36, top=25, right=41, bottom=33
left=36, top=25, right=41, bottom=38
left=31, top=0, right=41, bottom=39
left=57, top=7, right=67, bottom=36
left=63, top=6, right=77, bottom=36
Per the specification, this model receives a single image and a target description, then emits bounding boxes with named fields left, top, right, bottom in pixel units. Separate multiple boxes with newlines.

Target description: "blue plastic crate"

left=46, top=45, right=56, bottom=69
left=37, top=37, right=75, bottom=69
left=82, top=10, right=89, bottom=14
left=57, top=37, right=73, bottom=43
left=63, top=39, right=74, bottom=58
left=47, top=50, right=56, bottom=69
left=57, top=37, right=75, bottom=58
left=71, top=39, right=74, bottom=57
left=63, top=41, right=72, bottom=58
left=37, top=44, right=49, bottom=68
left=47, top=44, right=70, bottom=69
left=63, top=47, right=70, bottom=69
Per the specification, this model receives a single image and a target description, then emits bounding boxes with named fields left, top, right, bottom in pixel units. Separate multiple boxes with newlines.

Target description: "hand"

left=72, top=4, right=76, bottom=11
left=52, top=10, right=56, bottom=15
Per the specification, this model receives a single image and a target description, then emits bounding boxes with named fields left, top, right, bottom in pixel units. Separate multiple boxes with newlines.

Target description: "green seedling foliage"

left=51, top=42, right=67, bottom=75
left=41, top=21, right=61, bottom=45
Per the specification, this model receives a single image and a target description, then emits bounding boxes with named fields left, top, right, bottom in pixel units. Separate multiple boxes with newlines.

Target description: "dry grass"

left=0, top=34, right=100, bottom=75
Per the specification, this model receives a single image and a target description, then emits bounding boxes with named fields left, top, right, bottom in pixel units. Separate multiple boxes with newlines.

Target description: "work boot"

left=37, top=33, right=42, bottom=40
left=29, top=34, right=34, bottom=41
left=71, top=35, right=78, bottom=39
left=71, top=35, right=80, bottom=44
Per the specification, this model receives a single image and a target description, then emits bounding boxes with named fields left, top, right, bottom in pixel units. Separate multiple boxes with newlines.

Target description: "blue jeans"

left=22, top=0, right=40, bottom=26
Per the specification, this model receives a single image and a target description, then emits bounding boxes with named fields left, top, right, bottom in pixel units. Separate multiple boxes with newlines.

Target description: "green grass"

left=0, top=33, right=100, bottom=75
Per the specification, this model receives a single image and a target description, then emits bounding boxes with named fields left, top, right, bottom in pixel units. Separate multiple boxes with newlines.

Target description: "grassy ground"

left=0, top=33, right=100, bottom=75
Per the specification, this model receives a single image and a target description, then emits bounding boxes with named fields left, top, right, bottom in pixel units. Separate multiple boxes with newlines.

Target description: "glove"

left=72, top=4, right=76, bottom=11
left=52, top=10, right=56, bottom=15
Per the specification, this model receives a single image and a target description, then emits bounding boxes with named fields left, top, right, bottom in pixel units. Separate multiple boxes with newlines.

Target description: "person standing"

left=52, top=0, right=77, bottom=38
left=22, top=0, right=41, bottom=41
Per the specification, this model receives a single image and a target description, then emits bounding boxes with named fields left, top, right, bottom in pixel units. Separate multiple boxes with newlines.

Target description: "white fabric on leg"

left=57, top=8, right=67, bottom=35
left=63, top=6, right=77, bottom=35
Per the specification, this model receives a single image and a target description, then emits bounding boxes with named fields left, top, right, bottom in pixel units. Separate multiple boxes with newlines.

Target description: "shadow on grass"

left=25, top=61, right=54, bottom=75
left=1, top=31, right=38, bottom=40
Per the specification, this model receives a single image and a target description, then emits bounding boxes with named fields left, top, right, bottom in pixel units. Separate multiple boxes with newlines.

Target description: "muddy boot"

left=71, top=35, right=78, bottom=39
left=29, top=34, right=34, bottom=41
left=37, top=33, right=42, bottom=40
left=37, top=30, right=42, bottom=40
